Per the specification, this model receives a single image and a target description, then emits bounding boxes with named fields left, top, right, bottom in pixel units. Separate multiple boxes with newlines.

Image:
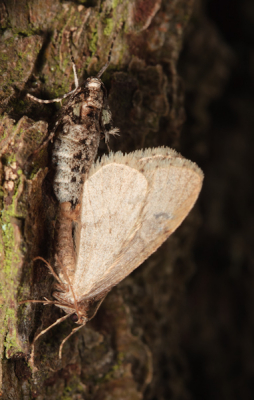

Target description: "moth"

left=27, top=32, right=119, bottom=205
left=24, top=146, right=203, bottom=369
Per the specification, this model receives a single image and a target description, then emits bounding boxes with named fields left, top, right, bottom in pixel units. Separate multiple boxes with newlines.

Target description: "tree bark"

left=0, top=0, right=201, bottom=398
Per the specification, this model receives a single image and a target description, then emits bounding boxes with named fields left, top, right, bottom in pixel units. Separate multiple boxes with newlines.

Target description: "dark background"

left=179, top=0, right=254, bottom=398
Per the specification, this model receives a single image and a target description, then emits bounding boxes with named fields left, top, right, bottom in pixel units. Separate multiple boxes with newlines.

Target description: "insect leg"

left=33, top=256, right=63, bottom=284
left=30, top=312, right=75, bottom=372
left=59, top=324, right=84, bottom=359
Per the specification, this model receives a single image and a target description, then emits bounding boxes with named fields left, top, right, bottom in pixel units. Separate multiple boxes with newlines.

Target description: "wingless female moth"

left=27, top=30, right=119, bottom=205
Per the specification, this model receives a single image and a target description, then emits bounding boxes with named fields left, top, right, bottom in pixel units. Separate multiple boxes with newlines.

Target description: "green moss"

left=112, top=0, right=120, bottom=9
left=43, top=53, right=71, bottom=98
left=3, top=153, right=16, bottom=166
left=57, top=376, right=85, bottom=400
left=104, top=18, right=114, bottom=36
left=1, top=213, right=16, bottom=274
left=28, top=161, right=44, bottom=180
left=0, top=53, right=8, bottom=62
left=4, top=309, right=22, bottom=354
left=12, top=25, right=36, bottom=36
left=98, top=352, right=125, bottom=383
left=89, top=26, right=99, bottom=55
left=0, top=175, right=24, bottom=358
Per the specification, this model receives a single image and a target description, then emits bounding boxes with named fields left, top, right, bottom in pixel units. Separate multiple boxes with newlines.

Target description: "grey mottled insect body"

left=52, top=77, right=109, bottom=204
left=28, top=34, right=119, bottom=206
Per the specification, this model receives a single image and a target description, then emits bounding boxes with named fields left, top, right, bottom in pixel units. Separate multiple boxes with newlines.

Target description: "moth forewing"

left=55, top=163, right=149, bottom=304
left=66, top=147, right=204, bottom=301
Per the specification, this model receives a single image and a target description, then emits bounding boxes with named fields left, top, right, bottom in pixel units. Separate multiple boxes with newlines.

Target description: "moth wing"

left=79, top=147, right=203, bottom=299
left=72, top=161, right=148, bottom=300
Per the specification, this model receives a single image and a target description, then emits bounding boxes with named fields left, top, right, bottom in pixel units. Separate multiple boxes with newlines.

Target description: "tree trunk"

left=0, top=0, right=202, bottom=398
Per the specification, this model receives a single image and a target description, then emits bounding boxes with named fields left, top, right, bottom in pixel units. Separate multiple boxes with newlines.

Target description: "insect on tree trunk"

left=0, top=0, right=202, bottom=398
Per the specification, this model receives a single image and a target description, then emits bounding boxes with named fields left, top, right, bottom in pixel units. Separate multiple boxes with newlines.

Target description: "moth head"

left=85, top=77, right=102, bottom=89
left=71, top=313, right=88, bottom=325
left=70, top=300, right=91, bottom=325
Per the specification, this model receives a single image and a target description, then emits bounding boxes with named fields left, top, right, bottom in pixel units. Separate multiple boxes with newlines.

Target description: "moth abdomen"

left=52, top=130, right=100, bottom=204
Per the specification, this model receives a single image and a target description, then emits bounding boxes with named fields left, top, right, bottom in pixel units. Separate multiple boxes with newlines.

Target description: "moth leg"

left=101, top=103, right=120, bottom=151
left=33, top=256, right=63, bottom=285
left=26, top=87, right=78, bottom=157
left=59, top=324, right=84, bottom=359
left=58, top=296, right=107, bottom=359
left=88, top=295, right=107, bottom=321
left=106, top=140, right=111, bottom=153
left=105, top=127, right=120, bottom=141
left=30, top=312, right=75, bottom=372
left=19, top=257, right=65, bottom=306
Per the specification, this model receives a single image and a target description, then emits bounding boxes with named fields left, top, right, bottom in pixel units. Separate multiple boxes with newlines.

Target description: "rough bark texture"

left=0, top=1, right=197, bottom=398
left=2, top=0, right=252, bottom=399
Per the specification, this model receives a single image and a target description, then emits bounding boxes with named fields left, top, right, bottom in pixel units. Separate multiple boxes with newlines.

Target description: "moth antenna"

left=59, top=324, right=84, bottom=359
left=19, top=298, right=72, bottom=307
left=30, top=312, right=75, bottom=372
left=33, top=256, right=62, bottom=285
left=88, top=296, right=107, bottom=321
left=19, top=259, right=65, bottom=305
left=19, top=299, right=56, bottom=305
left=96, top=32, right=117, bottom=78
left=27, top=88, right=77, bottom=104
left=27, top=31, right=80, bottom=105
left=55, top=254, right=81, bottom=322
left=66, top=30, right=79, bottom=89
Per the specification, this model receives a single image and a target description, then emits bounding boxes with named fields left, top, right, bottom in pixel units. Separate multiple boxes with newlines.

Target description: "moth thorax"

left=74, top=304, right=89, bottom=324
left=79, top=315, right=89, bottom=324
left=71, top=101, right=100, bottom=122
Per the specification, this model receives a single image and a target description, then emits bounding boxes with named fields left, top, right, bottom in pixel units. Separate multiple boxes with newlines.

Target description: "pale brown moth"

left=22, top=147, right=203, bottom=370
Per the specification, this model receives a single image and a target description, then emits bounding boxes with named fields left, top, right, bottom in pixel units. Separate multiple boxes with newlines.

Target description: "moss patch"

left=0, top=176, right=24, bottom=361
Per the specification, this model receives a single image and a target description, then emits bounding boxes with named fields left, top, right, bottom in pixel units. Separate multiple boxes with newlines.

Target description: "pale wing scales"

left=72, top=163, right=148, bottom=300
left=82, top=151, right=203, bottom=299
